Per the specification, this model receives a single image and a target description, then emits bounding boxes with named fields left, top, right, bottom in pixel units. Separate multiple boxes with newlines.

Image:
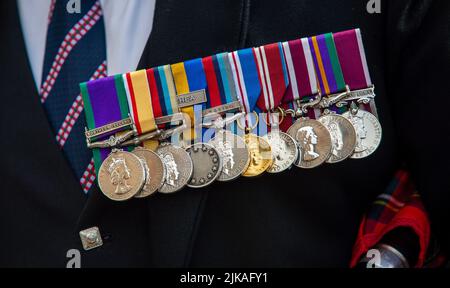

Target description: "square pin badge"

left=79, top=226, right=103, bottom=251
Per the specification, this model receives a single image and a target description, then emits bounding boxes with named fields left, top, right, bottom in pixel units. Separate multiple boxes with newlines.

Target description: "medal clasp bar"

left=202, top=111, right=245, bottom=130
left=119, top=113, right=189, bottom=146
left=85, top=117, right=134, bottom=140
left=202, top=101, right=243, bottom=119
left=298, top=93, right=322, bottom=114
left=85, top=115, right=138, bottom=149
left=86, top=129, right=136, bottom=149
left=320, top=85, right=376, bottom=108
left=316, top=86, right=351, bottom=109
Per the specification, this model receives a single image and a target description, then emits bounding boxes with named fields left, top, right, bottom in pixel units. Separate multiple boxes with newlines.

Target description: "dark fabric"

left=0, top=0, right=449, bottom=267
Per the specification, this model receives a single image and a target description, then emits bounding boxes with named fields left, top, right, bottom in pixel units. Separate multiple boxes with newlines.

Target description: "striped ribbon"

left=80, top=75, right=130, bottom=172
left=282, top=37, right=318, bottom=103
left=123, top=69, right=159, bottom=150
left=309, top=33, right=346, bottom=95
left=171, top=58, right=207, bottom=142
left=254, top=43, right=289, bottom=112
left=334, top=29, right=372, bottom=91
left=334, top=29, right=375, bottom=115
left=228, top=48, right=261, bottom=129
left=280, top=38, right=320, bottom=132
left=147, top=65, right=179, bottom=123
left=202, top=53, right=238, bottom=109
left=123, top=70, right=157, bottom=135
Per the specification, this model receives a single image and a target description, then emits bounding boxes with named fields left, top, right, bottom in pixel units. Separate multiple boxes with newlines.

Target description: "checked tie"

left=41, top=0, right=107, bottom=194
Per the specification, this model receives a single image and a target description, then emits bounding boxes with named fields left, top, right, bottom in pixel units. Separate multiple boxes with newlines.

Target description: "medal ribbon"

left=282, top=37, right=318, bottom=103
left=280, top=37, right=321, bottom=131
left=334, top=28, right=376, bottom=115
left=123, top=70, right=157, bottom=134
left=147, top=65, right=179, bottom=124
left=228, top=48, right=261, bottom=128
left=202, top=52, right=238, bottom=109
left=81, top=75, right=130, bottom=172
left=171, top=58, right=207, bottom=141
left=254, top=43, right=289, bottom=112
left=123, top=69, right=159, bottom=150
left=309, top=33, right=346, bottom=95
left=333, top=29, right=372, bottom=91
left=201, top=52, right=239, bottom=137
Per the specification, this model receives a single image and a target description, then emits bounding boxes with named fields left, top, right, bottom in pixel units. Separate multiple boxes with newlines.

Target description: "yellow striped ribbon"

left=171, top=62, right=196, bottom=141
left=126, top=70, right=159, bottom=150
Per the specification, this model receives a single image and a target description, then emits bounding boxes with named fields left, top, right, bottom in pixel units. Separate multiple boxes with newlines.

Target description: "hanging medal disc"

left=287, top=119, right=332, bottom=169
left=209, top=130, right=250, bottom=182
left=186, top=143, right=222, bottom=188
left=264, top=131, right=298, bottom=173
left=318, top=114, right=357, bottom=163
left=132, top=147, right=166, bottom=198
left=342, top=109, right=382, bottom=159
left=98, top=150, right=146, bottom=201
left=156, top=143, right=193, bottom=193
left=242, top=133, right=273, bottom=177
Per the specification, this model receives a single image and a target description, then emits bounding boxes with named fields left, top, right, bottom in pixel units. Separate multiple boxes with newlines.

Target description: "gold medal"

left=236, top=112, right=273, bottom=177
left=242, top=133, right=273, bottom=177
left=132, top=147, right=166, bottom=198
left=97, top=149, right=146, bottom=201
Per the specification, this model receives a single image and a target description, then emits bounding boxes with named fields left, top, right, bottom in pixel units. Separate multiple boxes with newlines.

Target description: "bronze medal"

left=132, top=147, right=166, bottom=198
left=97, top=150, right=146, bottom=201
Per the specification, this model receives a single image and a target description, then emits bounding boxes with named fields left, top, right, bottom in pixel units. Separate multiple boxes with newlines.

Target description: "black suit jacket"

left=1, top=0, right=449, bottom=267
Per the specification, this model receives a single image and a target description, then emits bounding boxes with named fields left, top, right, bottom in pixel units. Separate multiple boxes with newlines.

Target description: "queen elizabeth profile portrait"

left=296, top=126, right=320, bottom=162
left=162, top=153, right=180, bottom=187
left=108, top=157, right=132, bottom=195
left=349, top=115, right=368, bottom=152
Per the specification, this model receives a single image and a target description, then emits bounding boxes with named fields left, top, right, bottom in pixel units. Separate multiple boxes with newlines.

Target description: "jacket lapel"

left=1, top=1, right=86, bottom=223
left=77, top=0, right=246, bottom=267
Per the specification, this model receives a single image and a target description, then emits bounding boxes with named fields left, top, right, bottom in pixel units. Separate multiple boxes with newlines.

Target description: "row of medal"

left=90, top=99, right=381, bottom=201
left=81, top=29, right=382, bottom=201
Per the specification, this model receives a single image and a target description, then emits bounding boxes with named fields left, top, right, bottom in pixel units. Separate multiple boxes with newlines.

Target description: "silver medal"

left=186, top=143, right=222, bottom=188
left=156, top=142, right=193, bottom=194
left=263, top=131, right=298, bottom=173
left=287, top=118, right=332, bottom=169
left=318, top=114, right=357, bottom=163
left=208, top=130, right=250, bottom=182
left=342, top=109, right=382, bottom=159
